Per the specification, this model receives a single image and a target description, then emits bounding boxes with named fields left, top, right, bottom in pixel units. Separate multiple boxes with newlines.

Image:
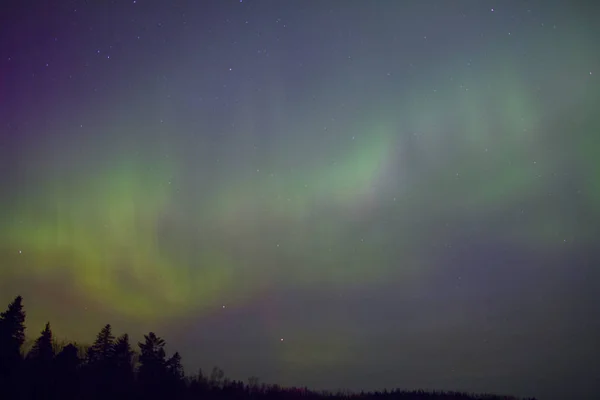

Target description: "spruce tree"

left=138, top=332, right=168, bottom=395
left=28, top=322, right=54, bottom=364
left=0, top=297, right=26, bottom=400
left=0, top=295, right=26, bottom=359
left=87, top=324, right=114, bottom=365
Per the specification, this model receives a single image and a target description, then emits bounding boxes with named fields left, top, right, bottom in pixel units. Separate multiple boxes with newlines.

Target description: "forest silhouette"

left=0, top=296, right=537, bottom=400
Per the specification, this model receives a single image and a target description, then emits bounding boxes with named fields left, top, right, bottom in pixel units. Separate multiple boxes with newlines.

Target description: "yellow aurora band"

left=5, top=157, right=234, bottom=320
left=1, top=117, right=396, bottom=324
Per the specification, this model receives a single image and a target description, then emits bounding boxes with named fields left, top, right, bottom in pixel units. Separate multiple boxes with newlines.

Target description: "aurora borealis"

left=1, top=1, right=599, bottom=399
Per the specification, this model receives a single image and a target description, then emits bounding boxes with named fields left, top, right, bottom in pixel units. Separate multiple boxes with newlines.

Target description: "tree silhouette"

left=54, top=343, right=81, bottom=400
left=27, top=322, right=54, bottom=364
left=138, top=331, right=168, bottom=397
left=85, top=324, right=117, bottom=400
left=167, top=351, right=185, bottom=396
left=0, top=295, right=542, bottom=400
left=167, top=351, right=184, bottom=380
left=0, top=295, right=26, bottom=350
left=112, top=333, right=134, bottom=372
left=210, top=365, right=225, bottom=388
left=55, top=343, right=80, bottom=374
left=0, top=295, right=26, bottom=397
left=138, top=332, right=166, bottom=369
left=87, top=323, right=114, bottom=365
left=26, top=322, right=55, bottom=399
left=110, top=333, right=135, bottom=398
left=190, top=367, right=210, bottom=394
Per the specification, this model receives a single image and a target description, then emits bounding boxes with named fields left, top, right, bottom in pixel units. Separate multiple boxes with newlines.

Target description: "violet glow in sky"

left=1, top=1, right=599, bottom=400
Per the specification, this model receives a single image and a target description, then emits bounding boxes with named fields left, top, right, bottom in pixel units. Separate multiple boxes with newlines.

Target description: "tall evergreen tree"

left=28, top=322, right=54, bottom=364
left=167, top=351, right=184, bottom=380
left=112, top=333, right=134, bottom=372
left=166, top=351, right=185, bottom=397
left=138, top=332, right=166, bottom=367
left=0, top=296, right=26, bottom=400
left=111, top=333, right=135, bottom=398
left=26, top=322, right=55, bottom=400
left=138, top=332, right=168, bottom=396
left=84, top=324, right=116, bottom=400
left=0, top=295, right=26, bottom=351
left=87, top=324, right=114, bottom=365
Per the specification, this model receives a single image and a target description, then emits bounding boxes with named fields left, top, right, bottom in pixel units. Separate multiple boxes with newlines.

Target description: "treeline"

left=0, top=296, right=536, bottom=400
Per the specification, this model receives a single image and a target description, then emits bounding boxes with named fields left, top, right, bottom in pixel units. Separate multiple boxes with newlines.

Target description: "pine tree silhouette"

left=27, top=322, right=54, bottom=363
left=85, top=324, right=116, bottom=400
left=167, top=351, right=184, bottom=380
left=0, top=296, right=27, bottom=398
left=87, top=323, right=114, bottom=365
left=0, top=295, right=26, bottom=350
left=167, top=351, right=185, bottom=396
left=26, top=322, right=55, bottom=400
left=138, top=332, right=168, bottom=398
left=0, top=296, right=543, bottom=400
left=110, top=333, right=135, bottom=398
left=112, top=333, right=134, bottom=372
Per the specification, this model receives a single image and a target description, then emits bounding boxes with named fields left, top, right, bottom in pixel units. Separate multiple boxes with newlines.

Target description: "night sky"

left=1, top=1, right=599, bottom=399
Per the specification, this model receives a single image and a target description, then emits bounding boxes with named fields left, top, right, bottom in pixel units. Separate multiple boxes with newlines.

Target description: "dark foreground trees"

left=0, top=296, right=537, bottom=400
left=0, top=295, right=26, bottom=398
